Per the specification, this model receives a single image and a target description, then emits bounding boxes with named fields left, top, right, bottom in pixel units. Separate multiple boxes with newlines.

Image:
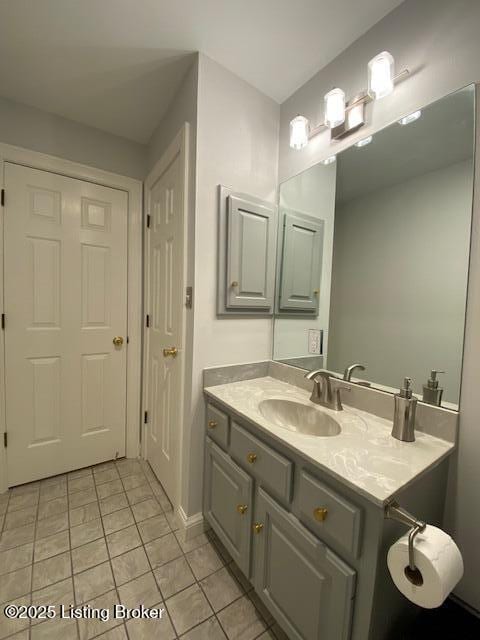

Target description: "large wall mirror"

left=273, top=85, right=476, bottom=410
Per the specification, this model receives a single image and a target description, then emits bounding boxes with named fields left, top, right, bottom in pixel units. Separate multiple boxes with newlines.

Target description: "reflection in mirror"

left=274, top=85, right=475, bottom=409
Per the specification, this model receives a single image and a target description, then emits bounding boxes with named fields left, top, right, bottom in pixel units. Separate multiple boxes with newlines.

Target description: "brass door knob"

left=163, top=347, right=178, bottom=358
left=313, top=507, right=328, bottom=522
left=247, top=453, right=257, bottom=464
left=113, top=336, right=124, bottom=347
left=253, top=522, right=264, bottom=534
left=313, top=289, right=320, bottom=295
left=237, top=504, right=248, bottom=515
left=208, top=420, right=217, bottom=429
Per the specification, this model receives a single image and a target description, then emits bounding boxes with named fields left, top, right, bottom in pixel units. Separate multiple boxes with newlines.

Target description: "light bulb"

left=355, top=135, right=373, bottom=148
left=289, top=115, right=309, bottom=149
left=398, top=110, right=422, bottom=125
left=368, top=51, right=395, bottom=99
left=323, top=155, right=336, bottom=165
left=324, top=88, right=345, bottom=128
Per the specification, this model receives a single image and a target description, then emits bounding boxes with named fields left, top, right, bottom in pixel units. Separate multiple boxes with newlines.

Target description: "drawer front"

left=231, top=421, right=293, bottom=503
left=206, top=403, right=229, bottom=449
left=204, top=439, right=253, bottom=577
left=298, top=470, right=362, bottom=558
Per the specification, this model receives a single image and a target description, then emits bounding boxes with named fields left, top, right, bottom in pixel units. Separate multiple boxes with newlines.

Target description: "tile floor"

left=0, top=459, right=288, bottom=640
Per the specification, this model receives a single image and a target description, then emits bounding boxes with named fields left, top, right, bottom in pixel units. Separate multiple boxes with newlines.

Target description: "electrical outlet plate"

left=308, top=329, right=322, bottom=355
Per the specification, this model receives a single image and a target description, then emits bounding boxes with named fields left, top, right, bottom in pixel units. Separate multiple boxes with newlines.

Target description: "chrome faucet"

left=343, top=363, right=366, bottom=381
left=304, top=370, right=349, bottom=411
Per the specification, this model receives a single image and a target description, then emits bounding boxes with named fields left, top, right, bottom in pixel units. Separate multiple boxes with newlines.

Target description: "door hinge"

left=1, top=313, right=4, bottom=330
left=3, top=432, right=7, bottom=448
left=145, top=314, right=150, bottom=328
left=146, top=214, right=151, bottom=228
left=1, top=189, right=4, bottom=206
left=144, top=411, right=148, bottom=424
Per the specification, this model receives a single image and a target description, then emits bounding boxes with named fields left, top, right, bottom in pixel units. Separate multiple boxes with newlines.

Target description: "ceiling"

left=0, top=0, right=403, bottom=143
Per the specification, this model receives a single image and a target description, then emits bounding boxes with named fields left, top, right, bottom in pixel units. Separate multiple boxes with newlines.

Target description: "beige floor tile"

left=68, top=467, right=92, bottom=481
left=77, top=589, right=119, bottom=640
left=201, top=566, right=243, bottom=612
left=36, top=512, right=68, bottom=541
left=8, top=491, right=39, bottom=512
left=0, top=565, right=32, bottom=604
left=37, top=497, right=68, bottom=520
left=117, top=572, right=161, bottom=608
left=97, top=479, right=124, bottom=500
left=137, top=514, right=170, bottom=544
left=175, top=530, right=210, bottom=554
left=10, top=483, right=39, bottom=496
left=217, top=595, right=267, bottom=640
left=120, top=474, right=146, bottom=491
left=166, top=583, right=213, bottom=635
left=69, top=488, right=97, bottom=510
left=0, top=542, right=33, bottom=576
left=74, top=561, right=115, bottom=604
left=93, top=468, right=120, bottom=485
left=125, top=610, right=175, bottom=640
left=70, top=519, right=103, bottom=549
left=0, top=594, right=31, bottom=640
left=34, top=530, right=70, bottom=562
left=99, top=493, right=129, bottom=516
left=116, top=460, right=142, bottom=478
left=39, top=482, right=67, bottom=503
left=186, top=542, right=224, bottom=581
left=4, top=505, right=37, bottom=530
left=31, top=617, right=78, bottom=640
left=31, top=577, right=74, bottom=622
left=69, top=502, right=101, bottom=527
left=145, top=532, right=183, bottom=569
left=126, top=484, right=153, bottom=505
left=106, top=524, right=142, bottom=558
left=95, top=625, right=127, bottom=640
left=72, top=537, right=109, bottom=574
left=68, top=475, right=95, bottom=494
left=154, top=555, right=196, bottom=599
left=0, top=523, right=35, bottom=551
left=181, top=616, right=228, bottom=640
left=111, top=546, right=150, bottom=586
left=32, top=550, right=71, bottom=590
left=102, top=507, right=134, bottom=535
left=131, top=497, right=162, bottom=523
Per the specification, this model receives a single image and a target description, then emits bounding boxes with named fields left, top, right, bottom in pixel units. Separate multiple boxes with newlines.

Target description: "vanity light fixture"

left=355, top=135, right=373, bottom=148
left=322, top=155, right=336, bottom=165
left=398, top=110, right=422, bottom=125
left=289, top=51, right=409, bottom=149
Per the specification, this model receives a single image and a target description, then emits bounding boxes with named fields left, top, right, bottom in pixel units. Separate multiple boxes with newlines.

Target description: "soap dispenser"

left=392, top=377, right=417, bottom=442
left=422, top=370, right=445, bottom=406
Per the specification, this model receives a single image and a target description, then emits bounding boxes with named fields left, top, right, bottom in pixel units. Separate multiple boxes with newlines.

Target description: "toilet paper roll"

left=387, top=525, right=463, bottom=609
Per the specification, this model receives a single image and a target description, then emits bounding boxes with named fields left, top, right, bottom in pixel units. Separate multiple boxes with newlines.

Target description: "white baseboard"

left=176, top=507, right=207, bottom=541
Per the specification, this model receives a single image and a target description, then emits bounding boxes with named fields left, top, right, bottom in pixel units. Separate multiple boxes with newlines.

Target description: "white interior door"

left=4, top=162, right=128, bottom=486
left=145, top=143, right=186, bottom=507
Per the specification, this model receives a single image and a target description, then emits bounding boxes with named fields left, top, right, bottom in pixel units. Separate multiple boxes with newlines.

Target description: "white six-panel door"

left=145, top=147, right=185, bottom=506
left=4, top=163, right=128, bottom=485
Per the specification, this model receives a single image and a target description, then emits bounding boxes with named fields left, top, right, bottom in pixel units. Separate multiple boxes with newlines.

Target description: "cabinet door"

left=279, top=211, right=324, bottom=312
left=204, top=439, right=253, bottom=576
left=226, top=194, right=276, bottom=309
left=253, top=489, right=356, bottom=640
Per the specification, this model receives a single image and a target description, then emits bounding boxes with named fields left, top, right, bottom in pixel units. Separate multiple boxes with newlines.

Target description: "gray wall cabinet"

left=217, top=186, right=277, bottom=315
left=277, top=210, right=324, bottom=314
left=203, top=396, right=450, bottom=640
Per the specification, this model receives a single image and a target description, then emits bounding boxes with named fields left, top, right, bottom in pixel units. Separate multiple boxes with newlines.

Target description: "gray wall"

left=278, top=0, right=480, bottom=610
left=328, top=160, right=473, bottom=405
left=0, top=95, right=147, bottom=179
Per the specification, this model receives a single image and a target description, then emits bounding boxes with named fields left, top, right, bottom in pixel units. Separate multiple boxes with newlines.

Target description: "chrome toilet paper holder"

left=385, top=500, right=426, bottom=585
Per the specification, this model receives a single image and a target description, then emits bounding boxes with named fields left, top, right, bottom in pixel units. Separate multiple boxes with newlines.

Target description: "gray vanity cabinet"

left=204, top=438, right=253, bottom=576
left=278, top=211, right=324, bottom=313
left=253, top=488, right=356, bottom=640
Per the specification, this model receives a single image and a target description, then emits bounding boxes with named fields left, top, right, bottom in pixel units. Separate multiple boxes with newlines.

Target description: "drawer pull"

left=253, top=522, right=264, bottom=534
left=237, top=504, right=248, bottom=515
left=313, top=507, right=328, bottom=522
left=247, top=452, right=257, bottom=464
left=208, top=420, right=218, bottom=429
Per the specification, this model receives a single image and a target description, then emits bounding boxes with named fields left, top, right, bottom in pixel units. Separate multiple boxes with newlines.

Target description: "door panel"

left=4, top=163, right=128, bottom=485
left=204, top=439, right=253, bottom=577
left=145, top=151, right=184, bottom=505
left=253, top=488, right=356, bottom=640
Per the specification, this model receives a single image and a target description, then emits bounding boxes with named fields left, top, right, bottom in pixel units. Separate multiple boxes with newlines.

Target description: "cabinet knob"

left=313, top=289, right=319, bottom=296
left=231, top=281, right=239, bottom=287
left=237, top=504, right=248, bottom=515
left=247, top=453, right=257, bottom=464
left=253, top=522, right=264, bottom=534
left=207, top=420, right=217, bottom=429
left=313, top=507, right=328, bottom=522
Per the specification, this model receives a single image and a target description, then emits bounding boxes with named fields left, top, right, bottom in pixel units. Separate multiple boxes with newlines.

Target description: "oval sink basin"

left=258, top=399, right=341, bottom=437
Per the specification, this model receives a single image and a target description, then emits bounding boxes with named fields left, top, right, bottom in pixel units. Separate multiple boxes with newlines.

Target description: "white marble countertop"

left=204, top=376, right=454, bottom=507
